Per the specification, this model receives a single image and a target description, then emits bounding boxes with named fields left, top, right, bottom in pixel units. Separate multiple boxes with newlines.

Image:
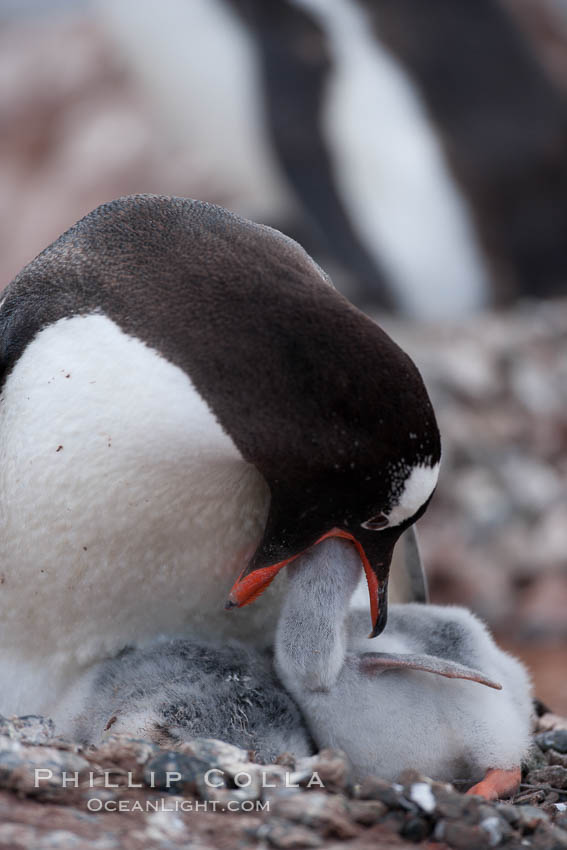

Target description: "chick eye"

left=361, top=512, right=389, bottom=531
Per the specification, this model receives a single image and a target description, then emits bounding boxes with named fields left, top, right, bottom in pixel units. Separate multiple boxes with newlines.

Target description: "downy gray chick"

left=275, top=538, right=533, bottom=795
left=59, top=637, right=312, bottom=764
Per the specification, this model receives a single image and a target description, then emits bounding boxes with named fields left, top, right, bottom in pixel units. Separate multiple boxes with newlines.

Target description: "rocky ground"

left=0, top=712, right=566, bottom=850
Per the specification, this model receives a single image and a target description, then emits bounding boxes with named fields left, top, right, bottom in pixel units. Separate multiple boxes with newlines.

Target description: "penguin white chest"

left=0, top=313, right=273, bottom=712
left=293, top=0, right=489, bottom=318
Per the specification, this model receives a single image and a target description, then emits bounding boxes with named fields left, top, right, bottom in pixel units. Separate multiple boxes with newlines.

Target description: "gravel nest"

left=0, top=712, right=565, bottom=849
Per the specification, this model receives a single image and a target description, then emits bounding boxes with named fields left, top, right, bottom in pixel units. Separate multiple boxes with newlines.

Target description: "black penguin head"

left=226, top=377, right=440, bottom=637
left=204, top=213, right=442, bottom=636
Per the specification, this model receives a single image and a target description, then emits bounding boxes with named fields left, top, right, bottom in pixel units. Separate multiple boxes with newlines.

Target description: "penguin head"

left=227, top=425, right=440, bottom=637
left=207, top=215, right=442, bottom=637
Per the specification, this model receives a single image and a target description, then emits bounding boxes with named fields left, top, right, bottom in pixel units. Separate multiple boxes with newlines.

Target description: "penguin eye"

left=361, top=512, right=389, bottom=531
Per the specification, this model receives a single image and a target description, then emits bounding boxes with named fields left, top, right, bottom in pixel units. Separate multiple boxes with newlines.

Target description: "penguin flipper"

left=353, top=651, right=502, bottom=690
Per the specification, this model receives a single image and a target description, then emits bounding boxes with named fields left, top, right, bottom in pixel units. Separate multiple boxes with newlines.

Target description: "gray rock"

left=515, top=804, right=551, bottom=832
left=357, top=776, right=416, bottom=811
left=0, top=715, right=55, bottom=745
left=530, top=821, right=567, bottom=850
left=441, top=820, right=494, bottom=850
left=400, top=815, right=432, bottom=842
left=93, top=735, right=158, bottom=768
left=514, top=788, right=547, bottom=806
left=479, top=815, right=513, bottom=847
left=296, top=749, right=352, bottom=795
left=523, top=742, right=550, bottom=773
left=143, top=751, right=212, bottom=795
left=269, top=792, right=359, bottom=839
left=408, top=782, right=436, bottom=814
left=527, top=765, right=567, bottom=790
left=0, top=742, right=89, bottom=797
left=431, top=785, right=473, bottom=821
left=256, top=819, right=324, bottom=848
left=346, top=799, right=387, bottom=825
left=180, top=737, right=249, bottom=767
left=496, top=802, right=520, bottom=827
left=549, top=752, right=567, bottom=769
left=537, top=730, right=567, bottom=755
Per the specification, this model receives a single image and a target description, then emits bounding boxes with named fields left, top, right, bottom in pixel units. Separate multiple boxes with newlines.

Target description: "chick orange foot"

left=466, top=767, right=521, bottom=800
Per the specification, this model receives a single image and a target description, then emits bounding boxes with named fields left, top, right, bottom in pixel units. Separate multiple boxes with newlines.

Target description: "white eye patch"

left=360, top=463, right=439, bottom=531
left=385, top=462, right=440, bottom=527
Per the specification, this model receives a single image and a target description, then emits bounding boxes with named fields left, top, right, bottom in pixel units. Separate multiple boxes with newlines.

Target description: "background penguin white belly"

left=290, top=0, right=489, bottom=319
left=98, top=0, right=294, bottom=226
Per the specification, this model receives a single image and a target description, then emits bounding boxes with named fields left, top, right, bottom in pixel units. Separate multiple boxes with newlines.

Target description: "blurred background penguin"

left=94, top=0, right=567, bottom=316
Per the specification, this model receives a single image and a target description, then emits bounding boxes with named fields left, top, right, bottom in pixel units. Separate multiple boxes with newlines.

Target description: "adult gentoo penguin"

left=0, top=195, right=440, bottom=716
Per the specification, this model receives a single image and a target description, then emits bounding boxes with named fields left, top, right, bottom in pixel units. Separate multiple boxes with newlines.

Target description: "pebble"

left=275, top=752, right=297, bottom=770
left=527, top=766, right=567, bottom=790
left=495, top=803, right=521, bottom=827
left=0, top=742, right=89, bottom=797
left=93, top=735, right=158, bottom=768
left=436, top=820, right=490, bottom=850
left=549, top=752, right=567, bottom=769
left=531, top=822, right=567, bottom=850
left=143, top=751, right=214, bottom=796
left=515, top=805, right=551, bottom=831
left=179, top=737, right=249, bottom=767
left=378, top=809, right=407, bottom=834
left=299, top=749, right=353, bottom=794
left=358, top=776, right=417, bottom=811
left=409, top=781, right=436, bottom=813
left=524, top=743, right=551, bottom=773
left=537, top=731, right=567, bottom=755
left=269, top=792, right=359, bottom=839
left=479, top=815, right=512, bottom=846
left=515, top=788, right=548, bottom=806
left=0, top=715, right=55, bottom=745
left=346, top=799, right=387, bottom=825
left=432, top=786, right=472, bottom=820
left=537, top=715, right=567, bottom=734
left=255, top=819, right=323, bottom=848
left=400, top=815, right=432, bottom=842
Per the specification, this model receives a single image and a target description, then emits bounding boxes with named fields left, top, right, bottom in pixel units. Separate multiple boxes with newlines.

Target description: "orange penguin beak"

left=225, top=527, right=390, bottom=637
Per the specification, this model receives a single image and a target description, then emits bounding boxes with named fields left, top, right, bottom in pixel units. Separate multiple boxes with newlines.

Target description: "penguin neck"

left=275, top=537, right=360, bottom=691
